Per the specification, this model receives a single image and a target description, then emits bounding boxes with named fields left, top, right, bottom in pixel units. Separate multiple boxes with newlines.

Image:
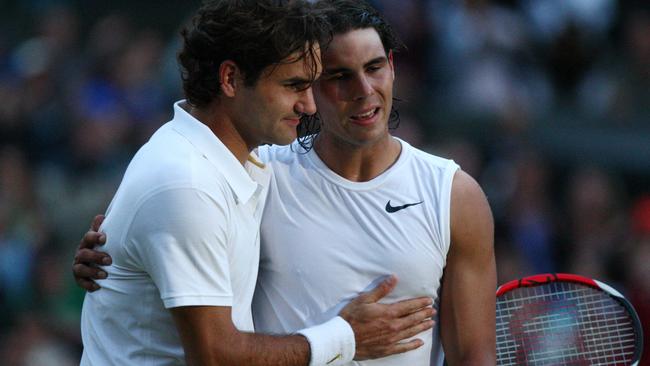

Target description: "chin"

left=354, top=130, right=390, bottom=146
left=270, top=133, right=297, bottom=146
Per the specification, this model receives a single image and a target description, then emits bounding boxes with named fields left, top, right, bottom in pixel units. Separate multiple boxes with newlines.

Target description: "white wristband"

left=297, top=316, right=356, bottom=366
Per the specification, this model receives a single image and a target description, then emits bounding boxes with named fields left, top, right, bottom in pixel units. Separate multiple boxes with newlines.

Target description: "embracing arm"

left=439, top=170, right=496, bottom=365
left=172, top=278, right=434, bottom=366
left=171, top=305, right=310, bottom=366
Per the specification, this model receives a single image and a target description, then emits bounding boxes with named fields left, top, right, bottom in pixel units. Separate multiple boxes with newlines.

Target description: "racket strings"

left=496, top=282, right=638, bottom=365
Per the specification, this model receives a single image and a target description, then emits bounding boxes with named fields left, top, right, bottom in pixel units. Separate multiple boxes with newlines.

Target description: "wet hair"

left=178, top=0, right=331, bottom=109
left=315, top=0, right=404, bottom=55
left=296, top=0, right=405, bottom=151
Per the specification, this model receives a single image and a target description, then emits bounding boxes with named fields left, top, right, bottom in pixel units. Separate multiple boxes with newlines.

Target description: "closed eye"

left=322, top=72, right=349, bottom=81
left=285, top=81, right=311, bottom=91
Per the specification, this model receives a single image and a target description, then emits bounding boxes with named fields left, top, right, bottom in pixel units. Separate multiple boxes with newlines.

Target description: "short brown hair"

left=178, top=0, right=331, bottom=108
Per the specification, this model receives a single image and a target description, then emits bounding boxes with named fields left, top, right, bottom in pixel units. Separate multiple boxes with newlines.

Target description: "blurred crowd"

left=0, top=0, right=648, bottom=364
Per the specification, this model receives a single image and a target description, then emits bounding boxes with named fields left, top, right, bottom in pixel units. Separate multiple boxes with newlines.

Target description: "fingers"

left=75, top=277, right=101, bottom=292
left=355, top=275, right=397, bottom=304
left=72, top=259, right=108, bottom=292
left=74, top=247, right=111, bottom=266
left=73, top=215, right=109, bottom=293
left=354, top=337, right=426, bottom=360
left=378, top=338, right=425, bottom=357
left=90, top=214, right=105, bottom=231
left=73, top=262, right=108, bottom=280
left=402, top=305, right=435, bottom=326
left=391, top=318, right=434, bottom=343
left=391, top=305, right=435, bottom=333
left=383, top=296, right=433, bottom=317
left=361, top=306, right=435, bottom=345
left=79, top=231, right=106, bottom=250
left=364, top=314, right=434, bottom=345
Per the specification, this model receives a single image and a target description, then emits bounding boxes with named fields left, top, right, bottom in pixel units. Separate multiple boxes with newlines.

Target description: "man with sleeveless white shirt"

left=253, top=2, right=496, bottom=364
left=73, top=1, right=496, bottom=365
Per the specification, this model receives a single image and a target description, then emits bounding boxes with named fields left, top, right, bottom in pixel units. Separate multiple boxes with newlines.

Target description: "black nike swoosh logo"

left=385, top=200, right=423, bottom=213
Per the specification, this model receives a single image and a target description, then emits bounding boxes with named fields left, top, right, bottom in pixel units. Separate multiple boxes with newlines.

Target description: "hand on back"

left=72, top=215, right=111, bottom=291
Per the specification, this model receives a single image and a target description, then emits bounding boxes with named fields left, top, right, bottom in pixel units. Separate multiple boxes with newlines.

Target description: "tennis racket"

left=496, top=273, right=643, bottom=365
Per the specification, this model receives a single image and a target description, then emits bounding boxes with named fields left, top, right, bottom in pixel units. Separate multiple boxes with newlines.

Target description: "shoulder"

left=130, top=186, right=231, bottom=242
left=451, top=170, right=485, bottom=204
left=257, top=141, right=304, bottom=167
left=134, top=129, right=234, bottom=195
left=129, top=129, right=232, bottom=222
left=399, top=139, right=458, bottom=172
left=450, top=170, right=494, bottom=252
left=132, top=128, right=199, bottom=181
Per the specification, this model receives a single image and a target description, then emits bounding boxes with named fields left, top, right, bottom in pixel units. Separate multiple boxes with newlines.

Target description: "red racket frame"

left=496, top=273, right=644, bottom=366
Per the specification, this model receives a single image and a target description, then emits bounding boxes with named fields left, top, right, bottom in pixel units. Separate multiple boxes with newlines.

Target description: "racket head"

left=496, top=273, right=644, bottom=365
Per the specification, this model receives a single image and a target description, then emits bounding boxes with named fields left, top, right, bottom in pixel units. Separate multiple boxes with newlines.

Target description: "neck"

left=188, top=102, right=253, bottom=165
left=313, top=133, right=401, bottom=182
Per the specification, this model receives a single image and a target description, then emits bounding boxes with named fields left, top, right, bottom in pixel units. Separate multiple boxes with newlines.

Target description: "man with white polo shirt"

left=76, top=1, right=436, bottom=365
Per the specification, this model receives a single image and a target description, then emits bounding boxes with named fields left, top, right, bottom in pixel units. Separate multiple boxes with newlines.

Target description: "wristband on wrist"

left=296, top=316, right=356, bottom=366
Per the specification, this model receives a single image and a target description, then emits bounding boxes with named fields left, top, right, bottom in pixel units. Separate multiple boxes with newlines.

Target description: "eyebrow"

left=282, top=77, right=313, bottom=84
left=323, top=56, right=387, bottom=74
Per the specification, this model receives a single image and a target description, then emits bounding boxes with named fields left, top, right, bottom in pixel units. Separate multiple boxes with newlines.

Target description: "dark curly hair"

left=178, top=0, right=331, bottom=109
left=296, top=0, right=405, bottom=151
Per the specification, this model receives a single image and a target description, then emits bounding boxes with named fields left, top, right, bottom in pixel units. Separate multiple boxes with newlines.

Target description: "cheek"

left=257, top=83, right=283, bottom=103
left=262, top=89, right=279, bottom=105
left=316, top=86, right=344, bottom=114
left=316, top=82, right=342, bottom=104
left=374, top=73, right=394, bottom=94
left=314, top=98, right=340, bottom=124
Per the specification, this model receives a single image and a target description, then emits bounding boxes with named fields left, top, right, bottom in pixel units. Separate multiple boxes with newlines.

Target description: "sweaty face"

left=233, top=46, right=321, bottom=147
left=314, top=28, right=395, bottom=148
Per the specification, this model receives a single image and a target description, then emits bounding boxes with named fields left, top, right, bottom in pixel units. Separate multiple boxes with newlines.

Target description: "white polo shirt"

left=81, top=101, right=271, bottom=365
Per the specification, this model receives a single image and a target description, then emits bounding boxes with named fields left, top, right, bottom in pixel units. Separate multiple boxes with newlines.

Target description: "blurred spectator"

left=0, top=315, right=77, bottom=366
left=506, top=150, right=557, bottom=274
left=0, top=146, right=43, bottom=328
left=562, top=166, right=628, bottom=281
left=626, top=195, right=650, bottom=365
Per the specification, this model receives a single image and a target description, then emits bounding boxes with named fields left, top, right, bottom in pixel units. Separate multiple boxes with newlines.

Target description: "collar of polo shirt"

left=170, top=100, right=263, bottom=205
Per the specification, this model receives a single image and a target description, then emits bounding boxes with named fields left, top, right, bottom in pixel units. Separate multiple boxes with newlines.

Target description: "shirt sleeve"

left=127, top=187, right=234, bottom=308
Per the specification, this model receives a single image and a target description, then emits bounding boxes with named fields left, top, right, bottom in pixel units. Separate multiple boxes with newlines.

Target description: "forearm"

left=172, top=306, right=308, bottom=366
left=201, top=331, right=310, bottom=366
left=174, top=307, right=355, bottom=366
left=178, top=322, right=310, bottom=366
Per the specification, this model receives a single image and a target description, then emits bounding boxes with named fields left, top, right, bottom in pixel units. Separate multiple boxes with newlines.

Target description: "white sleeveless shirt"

left=254, top=138, right=459, bottom=366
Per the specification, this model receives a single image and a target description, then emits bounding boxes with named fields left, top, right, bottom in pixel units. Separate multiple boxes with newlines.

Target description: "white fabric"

left=81, top=101, right=271, bottom=366
left=254, top=138, right=459, bottom=366
left=297, top=316, right=356, bottom=366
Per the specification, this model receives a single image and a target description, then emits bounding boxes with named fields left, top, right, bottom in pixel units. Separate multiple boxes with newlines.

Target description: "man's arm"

left=171, top=277, right=434, bottom=366
left=171, top=305, right=310, bottom=365
left=439, top=170, right=496, bottom=365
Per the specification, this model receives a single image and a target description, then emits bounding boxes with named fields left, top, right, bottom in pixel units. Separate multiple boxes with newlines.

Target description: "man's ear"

left=219, top=60, right=241, bottom=97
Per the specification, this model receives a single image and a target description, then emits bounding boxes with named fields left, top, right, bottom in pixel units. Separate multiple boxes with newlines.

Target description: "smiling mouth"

left=350, top=108, right=379, bottom=121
